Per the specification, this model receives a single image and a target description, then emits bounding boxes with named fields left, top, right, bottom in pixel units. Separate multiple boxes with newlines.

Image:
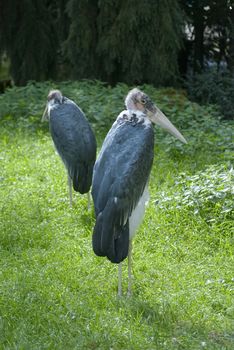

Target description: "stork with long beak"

left=42, top=90, right=96, bottom=207
left=91, top=88, right=187, bottom=296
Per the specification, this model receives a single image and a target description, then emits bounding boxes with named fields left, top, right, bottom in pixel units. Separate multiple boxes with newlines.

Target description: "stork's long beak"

left=148, top=106, right=187, bottom=144
left=41, top=104, right=49, bottom=122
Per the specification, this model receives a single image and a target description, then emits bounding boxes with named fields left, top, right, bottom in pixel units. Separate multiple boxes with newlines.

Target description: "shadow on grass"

left=114, top=295, right=234, bottom=349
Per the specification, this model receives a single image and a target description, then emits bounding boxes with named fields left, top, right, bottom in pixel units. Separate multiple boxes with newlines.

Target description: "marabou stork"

left=91, top=88, right=187, bottom=296
left=42, top=90, right=96, bottom=207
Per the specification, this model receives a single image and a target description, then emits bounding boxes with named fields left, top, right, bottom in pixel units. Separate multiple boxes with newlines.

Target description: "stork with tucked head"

left=91, top=88, right=186, bottom=296
left=42, top=90, right=97, bottom=207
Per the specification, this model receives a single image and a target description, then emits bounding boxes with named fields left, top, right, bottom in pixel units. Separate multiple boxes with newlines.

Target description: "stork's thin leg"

left=68, top=174, right=72, bottom=207
left=118, top=263, right=122, bottom=297
left=87, top=191, right=91, bottom=211
left=127, top=240, right=133, bottom=297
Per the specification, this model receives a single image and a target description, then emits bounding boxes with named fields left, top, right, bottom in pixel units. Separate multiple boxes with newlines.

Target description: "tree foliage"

left=0, top=0, right=184, bottom=86
left=181, top=0, right=234, bottom=72
left=1, top=0, right=234, bottom=90
left=64, top=0, right=100, bottom=80
left=65, top=0, right=184, bottom=86
left=0, top=0, right=59, bottom=85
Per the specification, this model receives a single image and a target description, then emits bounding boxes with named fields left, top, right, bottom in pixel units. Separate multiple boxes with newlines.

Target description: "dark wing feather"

left=49, top=99, right=96, bottom=194
left=92, top=119, right=154, bottom=263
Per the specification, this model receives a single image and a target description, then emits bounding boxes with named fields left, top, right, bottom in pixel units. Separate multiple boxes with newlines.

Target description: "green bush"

left=0, top=80, right=128, bottom=138
left=155, top=164, right=234, bottom=222
left=185, top=70, right=234, bottom=120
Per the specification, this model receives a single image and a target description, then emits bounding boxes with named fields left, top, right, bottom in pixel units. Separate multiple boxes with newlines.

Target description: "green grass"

left=0, top=81, right=233, bottom=349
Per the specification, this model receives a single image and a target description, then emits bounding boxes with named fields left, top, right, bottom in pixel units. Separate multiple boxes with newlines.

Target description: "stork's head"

left=125, top=88, right=187, bottom=144
left=42, top=89, right=63, bottom=121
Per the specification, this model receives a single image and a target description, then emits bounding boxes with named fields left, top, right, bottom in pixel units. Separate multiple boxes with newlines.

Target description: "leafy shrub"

left=155, top=165, right=234, bottom=223
left=185, top=70, right=234, bottom=120
left=0, top=80, right=233, bottom=152
left=0, top=80, right=224, bottom=129
left=0, top=80, right=128, bottom=135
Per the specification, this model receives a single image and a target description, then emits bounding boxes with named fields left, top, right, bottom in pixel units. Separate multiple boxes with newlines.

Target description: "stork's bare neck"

left=42, top=89, right=77, bottom=121
left=46, top=90, right=64, bottom=113
left=124, top=88, right=187, bottom=144
left=42, top=90, right=64, bottom=121
left=47, top=89, right=63, bottom=104
left=125, top=88, right=157, bottom=115
left=47, top=90, right=76, bottom=109
left=114, top=88, right=157, bottom=127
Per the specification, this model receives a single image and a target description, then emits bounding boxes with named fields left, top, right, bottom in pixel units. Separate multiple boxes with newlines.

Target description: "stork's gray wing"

left=92, top=120, right=154, bottom=263
left=49, top=99, right=96, bottom=193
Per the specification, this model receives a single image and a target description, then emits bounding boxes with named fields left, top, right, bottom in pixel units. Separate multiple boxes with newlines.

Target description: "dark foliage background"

left=0, top=0, right=233, bottom=119
left=64, top=0, right=183, bottom=86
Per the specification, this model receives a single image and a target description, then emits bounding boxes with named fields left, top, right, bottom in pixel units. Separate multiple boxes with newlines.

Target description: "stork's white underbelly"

left=129, top=185, right=149, bottom=239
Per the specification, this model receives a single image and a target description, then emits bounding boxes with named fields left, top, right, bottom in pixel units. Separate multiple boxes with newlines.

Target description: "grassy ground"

left=0, top=82, right=233, bottom=349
